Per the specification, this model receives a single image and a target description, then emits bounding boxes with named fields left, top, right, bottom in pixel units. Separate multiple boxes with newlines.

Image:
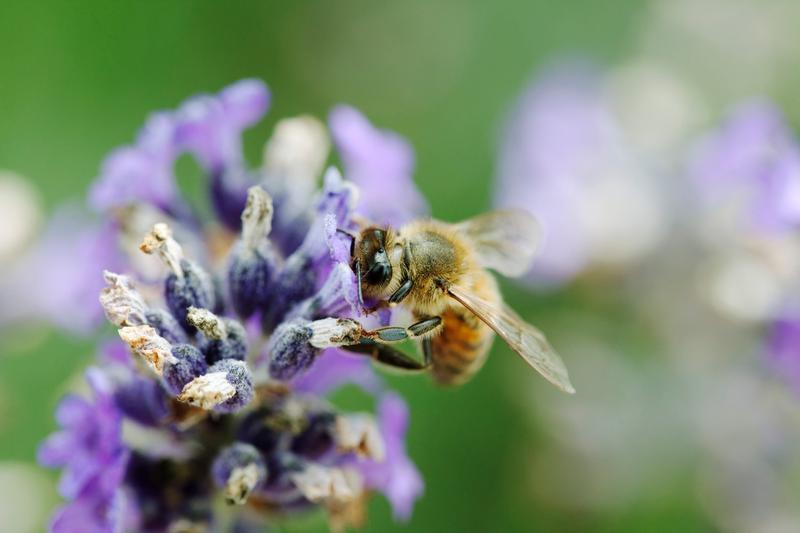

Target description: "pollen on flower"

left=177, top=371, right=236, bottom=409
left=335, top=414, right=386, bottom=461
left=186, top=306, right=228, bottom=340
left=241, top=186, right=274, bottom=251
left=291, top=464, right=363, bottom=505
left=99, top=270, right=147, bottom=327
left=139, top=222, right=184, bottom=277
left=118, top=324, right=176, bottom=374
left=309, top=317, right=364, bottom=348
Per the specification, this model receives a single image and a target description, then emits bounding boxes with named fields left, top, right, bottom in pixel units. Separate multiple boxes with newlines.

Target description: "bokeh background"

left=3, top=1, right=800, bottom=531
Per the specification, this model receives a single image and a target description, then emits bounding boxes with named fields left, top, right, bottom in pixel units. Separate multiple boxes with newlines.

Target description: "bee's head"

left=353, top=227, right=393, bottom=288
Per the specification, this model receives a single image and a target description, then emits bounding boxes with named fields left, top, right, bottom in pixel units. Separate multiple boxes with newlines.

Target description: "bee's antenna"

left=336, top=228, right=357, bottom=257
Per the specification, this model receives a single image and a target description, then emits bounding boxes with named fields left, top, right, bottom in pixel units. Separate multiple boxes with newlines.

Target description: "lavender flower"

left=686, top=102, right=800, bottom=323
left=0, top=207, right=126, bottom=334
left=39, top=79, right=425, bottom=532
left=37, top=368, right=130, bottom=532
left=689, top=101, right=800, bottom=233
left=493, top=62, right=666, bottom=286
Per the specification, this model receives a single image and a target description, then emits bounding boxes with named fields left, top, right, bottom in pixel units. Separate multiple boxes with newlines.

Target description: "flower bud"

left=139, top=223, right=215, bottom=332
left=178, top=359, right=253, bottom=413
left=144, top=309, right=188, bottom=345
left=212, top=443, right=267, bottom=505
left=113, top=377, right=169, bottom=426
left=260, top=254, right=317, bottom=332
left=165, top=259, right=216, bottom=333
left=187, top=307, right=248, bottom=364
left=236, top=406, right=285, bottom=456
left=291, top=411, right=336, bottom=460
left=162, top=343, right=209, bottom=395
left=266, top=319, right=316, bottom=380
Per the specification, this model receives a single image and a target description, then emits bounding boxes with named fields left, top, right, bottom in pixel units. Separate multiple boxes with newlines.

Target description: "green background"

left=0, top=1, right=725, bottom=531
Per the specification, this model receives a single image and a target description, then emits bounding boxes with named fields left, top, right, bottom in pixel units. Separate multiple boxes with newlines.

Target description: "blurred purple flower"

left=38, top=368, right=130, bottom=533
left=493, top=64, right=616, bottom=285
left=0, top=207, right=125, bottom=334
left=355, top=392, right=424, bottom=521
left=689, top=101, right=800, bottom=232
left=329, top=105, right=428, bottom=226
left=766, top=315, right=800, bottom=393
left=494, top=62, right=664, bottom=286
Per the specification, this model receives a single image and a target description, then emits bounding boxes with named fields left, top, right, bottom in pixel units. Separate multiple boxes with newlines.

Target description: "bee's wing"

left=454, top=209, right=541, bottom=278
left=448, top=284, right=575, bottom=394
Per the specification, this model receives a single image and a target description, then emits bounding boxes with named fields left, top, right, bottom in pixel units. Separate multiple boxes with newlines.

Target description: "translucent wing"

left=448, top=284, right=575, bottom=393
left=455, top=209, right=541, bottom=278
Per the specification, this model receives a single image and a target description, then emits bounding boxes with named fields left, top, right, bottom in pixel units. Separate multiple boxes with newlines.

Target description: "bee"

left=340, top=210, right=574, bottom=393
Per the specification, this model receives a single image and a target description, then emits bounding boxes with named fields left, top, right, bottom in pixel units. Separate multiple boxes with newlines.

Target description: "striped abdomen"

left=429, top=306, right=494, bottom=386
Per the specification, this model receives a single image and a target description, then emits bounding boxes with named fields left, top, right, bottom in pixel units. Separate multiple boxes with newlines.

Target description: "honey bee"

left=341, top=210, right=574, bottom=393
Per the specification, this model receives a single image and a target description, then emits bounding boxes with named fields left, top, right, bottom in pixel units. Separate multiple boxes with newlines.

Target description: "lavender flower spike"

left=40, top=79, right=426, bottom=530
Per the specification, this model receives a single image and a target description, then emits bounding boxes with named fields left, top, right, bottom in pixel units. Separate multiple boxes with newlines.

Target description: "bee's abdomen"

left=429, top=307, right=494, bottom=386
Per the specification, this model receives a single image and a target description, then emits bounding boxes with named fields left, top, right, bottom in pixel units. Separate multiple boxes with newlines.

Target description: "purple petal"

left=356, top=393, right=423, bottom=521
left=89, top=112, right=180, bottom=213
left=689, top=101, right=800, bottom=232
left=54, top=395, right=92, bottom=429
left=766, top=316, right=800, bottom=393
left=219, top=79, right=271, bottom=130
left=293, top=348, right=383, bottom=396
left=329, top=105, right=428, bottom=225
left=176, top=80, right=270, bottom=173
left=37, top=431, right=77, bottom=468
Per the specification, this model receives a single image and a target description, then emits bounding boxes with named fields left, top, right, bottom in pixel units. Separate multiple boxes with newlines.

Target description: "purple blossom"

left=38, top=78, right=425, bottom=531
left=175, top=79, right=270, bottom=173
left=329, top=104, right=429, bottom=226
left=355, top=393, right=424, bottom=521
left=493, top=62, right=663, bottom=286
left=766, top=315, right=800, bottom=393
left=494, top=64, right=614, bottom=285
left=89, top=112, right=183, bottom=215
left=38, top=368, right=129, bottom=532
left=689, top=101, right=800, bottom=232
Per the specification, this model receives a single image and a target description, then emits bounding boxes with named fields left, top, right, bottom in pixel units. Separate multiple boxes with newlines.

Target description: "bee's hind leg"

left=340, top=316, right=441, bottom=371
left=341, top=341, right=430, bottom=371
